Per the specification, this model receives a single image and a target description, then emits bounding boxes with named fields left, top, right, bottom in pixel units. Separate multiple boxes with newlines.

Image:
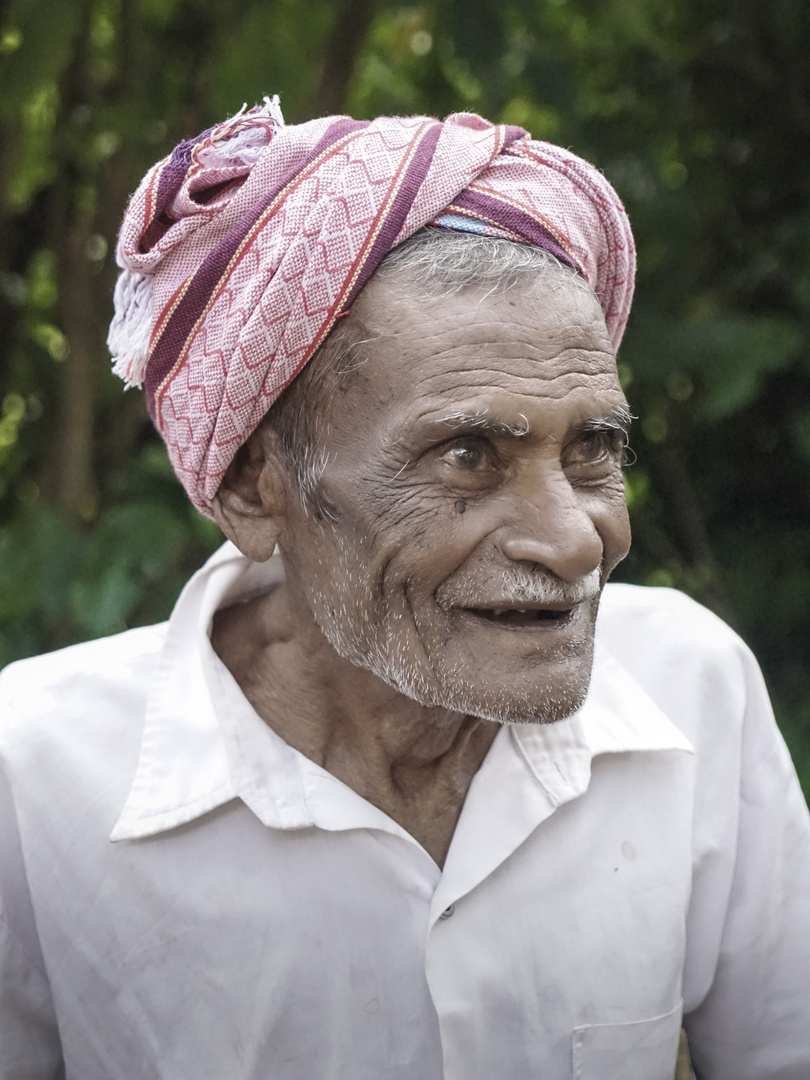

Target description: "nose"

left=498, top=478, right=604, bottom=583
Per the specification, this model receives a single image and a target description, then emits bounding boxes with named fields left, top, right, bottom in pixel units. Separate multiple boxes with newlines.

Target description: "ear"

left=211, top=425, right=288, bottom=562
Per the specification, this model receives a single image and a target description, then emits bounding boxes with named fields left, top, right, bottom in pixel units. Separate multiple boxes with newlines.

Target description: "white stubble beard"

left=306, top=543, right=602, bottom=726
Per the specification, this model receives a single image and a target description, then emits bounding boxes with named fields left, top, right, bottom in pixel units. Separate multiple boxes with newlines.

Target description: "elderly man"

left=1, top=100, right=808, bottom=1080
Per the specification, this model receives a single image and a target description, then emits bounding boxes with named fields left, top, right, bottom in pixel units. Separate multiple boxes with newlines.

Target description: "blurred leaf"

left=0, top=0, right=81, bottom=115
left=70, top=502, right=187, bottom=637
left=624, top=312, right=804, bottom=420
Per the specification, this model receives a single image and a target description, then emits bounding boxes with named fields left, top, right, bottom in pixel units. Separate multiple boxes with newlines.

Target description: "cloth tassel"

left=108, top=270, right=155, bottom=389
left=197, top=95, right=285, bottom=171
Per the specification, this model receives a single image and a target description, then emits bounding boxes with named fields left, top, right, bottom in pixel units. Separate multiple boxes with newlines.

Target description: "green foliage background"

left=0, top=0, right=808, bottom=791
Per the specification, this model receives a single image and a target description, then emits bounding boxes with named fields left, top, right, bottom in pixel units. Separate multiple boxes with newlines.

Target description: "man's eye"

left=569, top=430, right=627, bottom=466
left=443, top=439, right=488, bottom=471
left=565, top=427, right=630, bottom=475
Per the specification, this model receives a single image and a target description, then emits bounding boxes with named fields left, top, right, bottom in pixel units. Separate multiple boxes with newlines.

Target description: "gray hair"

left=376, top=226, right=585, bottom=296
left=264, top=228, right=589, bottom=510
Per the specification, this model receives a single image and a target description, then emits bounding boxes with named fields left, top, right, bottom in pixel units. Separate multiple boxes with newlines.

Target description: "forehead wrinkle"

left=410, top=369, right=623, bottom=411
left=367, top=317, right=609, bottom=369
left=409, top=346, right=617, bottom=388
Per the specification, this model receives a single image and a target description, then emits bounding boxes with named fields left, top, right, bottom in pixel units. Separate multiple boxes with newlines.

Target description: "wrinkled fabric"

left=109, top=102, right=635, bottom=514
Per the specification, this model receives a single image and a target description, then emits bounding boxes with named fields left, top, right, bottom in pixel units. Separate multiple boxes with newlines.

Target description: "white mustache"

left=438, top=567, right=602, bottom=609
left=496, top=567, right=601, bottom=605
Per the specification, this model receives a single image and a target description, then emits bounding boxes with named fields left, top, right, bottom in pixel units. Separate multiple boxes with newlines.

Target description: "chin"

left=315, top=601, right=595, bottom=725
left=434, top=678, right=591, bottom=726
left=431, top=638, right=597, bottom=725
left=373, top=652, right=594, bottom=726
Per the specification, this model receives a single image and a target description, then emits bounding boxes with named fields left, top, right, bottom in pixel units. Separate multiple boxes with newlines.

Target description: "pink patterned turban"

left=109, top=97, right=635, bottom=515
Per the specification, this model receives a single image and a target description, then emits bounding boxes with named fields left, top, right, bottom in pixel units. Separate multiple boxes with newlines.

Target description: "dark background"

left=0, top=0, right=808, bottom=792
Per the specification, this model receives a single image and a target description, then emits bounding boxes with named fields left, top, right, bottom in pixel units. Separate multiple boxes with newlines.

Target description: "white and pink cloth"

left=109, top=97, right=635, bottom=514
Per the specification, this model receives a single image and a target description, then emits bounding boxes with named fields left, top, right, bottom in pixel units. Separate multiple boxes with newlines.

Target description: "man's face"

left=278, top=272, right=631, bottom=725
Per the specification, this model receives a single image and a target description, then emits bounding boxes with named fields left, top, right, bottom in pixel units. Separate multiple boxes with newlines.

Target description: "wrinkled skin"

left=212, top=273, right=631, bottom=865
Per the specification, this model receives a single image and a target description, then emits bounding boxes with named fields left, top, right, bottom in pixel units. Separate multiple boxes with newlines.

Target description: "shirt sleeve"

left=0, top=751, right=64, bottom=1079
left=683, top=642, right=810, bottom=1080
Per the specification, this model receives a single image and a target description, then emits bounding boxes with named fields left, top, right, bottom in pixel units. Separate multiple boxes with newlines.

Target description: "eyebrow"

left=578, top=404, right=635, bottom=438
left=436, top=403, right=634, bottom=441
left=437, top=410, right=531, bottom=438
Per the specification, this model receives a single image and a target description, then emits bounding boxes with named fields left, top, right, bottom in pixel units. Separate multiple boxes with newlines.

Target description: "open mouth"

left=461, top=605, right=576, bottom=628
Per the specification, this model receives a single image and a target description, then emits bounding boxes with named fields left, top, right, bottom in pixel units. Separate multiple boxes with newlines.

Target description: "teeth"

left=493, top=608, right=506, bottom=617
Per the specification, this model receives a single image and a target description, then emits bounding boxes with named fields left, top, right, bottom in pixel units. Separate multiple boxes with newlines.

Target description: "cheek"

left=337, top=477, right=460, bottom=566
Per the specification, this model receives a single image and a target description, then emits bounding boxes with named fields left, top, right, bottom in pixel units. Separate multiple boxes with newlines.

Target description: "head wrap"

left=109, top=97, right=635, bottom=515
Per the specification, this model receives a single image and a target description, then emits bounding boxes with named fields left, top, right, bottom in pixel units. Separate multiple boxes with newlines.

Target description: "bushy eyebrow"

left=577, top=403, right=634, bottom=438
left=437, top=404, right=634, bottom=441
left=438, top=410, right=531, bottom=438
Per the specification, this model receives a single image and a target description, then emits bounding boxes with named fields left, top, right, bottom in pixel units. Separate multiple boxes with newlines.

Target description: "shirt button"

left=440, top=903, right=455, bottom=919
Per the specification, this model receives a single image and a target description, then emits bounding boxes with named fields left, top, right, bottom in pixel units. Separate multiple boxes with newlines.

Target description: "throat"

left=212, top=583, right=499, bottom=868
left=366, top=739, right=500, bottom=869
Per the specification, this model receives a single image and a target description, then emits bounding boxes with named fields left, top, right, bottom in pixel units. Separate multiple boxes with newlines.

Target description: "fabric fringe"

left=196, top=95, right=285, bottom=171
left=109, top=95, right=285, bottom=388
left=108, top=270, right=155, bottom=389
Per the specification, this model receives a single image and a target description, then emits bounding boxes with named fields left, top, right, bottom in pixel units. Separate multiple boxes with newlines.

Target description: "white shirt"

left=1, top=543, right=808, bottom=1080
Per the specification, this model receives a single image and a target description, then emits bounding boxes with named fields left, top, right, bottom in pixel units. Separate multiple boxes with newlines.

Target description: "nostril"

left=499, top=527, right=603, bottom=584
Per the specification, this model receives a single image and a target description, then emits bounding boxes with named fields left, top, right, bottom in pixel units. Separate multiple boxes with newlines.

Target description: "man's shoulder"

left=0, top=625, right=174, bottom=899
left=596, top=584, right=763, bottom=753
left=0, top=622, right=168, bottom=751
left=598, top=582, right=745, bottom=661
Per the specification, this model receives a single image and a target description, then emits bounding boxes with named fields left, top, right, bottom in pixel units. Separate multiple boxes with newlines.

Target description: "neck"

left=211, top=576, right=499, bottom=867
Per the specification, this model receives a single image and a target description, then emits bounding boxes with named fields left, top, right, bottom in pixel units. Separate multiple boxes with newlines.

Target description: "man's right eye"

left=443, top=439, right=488, bottom=471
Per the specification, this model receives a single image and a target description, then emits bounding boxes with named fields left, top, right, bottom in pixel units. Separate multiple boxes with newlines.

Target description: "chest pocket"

left=572, top=1000, right=683, bottom=1080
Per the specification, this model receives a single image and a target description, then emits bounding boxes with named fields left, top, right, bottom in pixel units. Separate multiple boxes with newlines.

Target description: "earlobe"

left=210, top=429, right=286, bottom=562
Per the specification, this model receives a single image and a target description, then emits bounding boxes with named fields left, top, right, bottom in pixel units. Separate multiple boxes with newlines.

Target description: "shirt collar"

left=507, top=641, right=693, bottom=810
left=112, top=542, right=280, bottom=840
left=112, top=545, right=692, bottom=842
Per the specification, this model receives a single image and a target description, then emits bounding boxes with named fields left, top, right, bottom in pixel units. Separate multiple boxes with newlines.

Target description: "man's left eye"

left=569, top=430, right=627, bottom=465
